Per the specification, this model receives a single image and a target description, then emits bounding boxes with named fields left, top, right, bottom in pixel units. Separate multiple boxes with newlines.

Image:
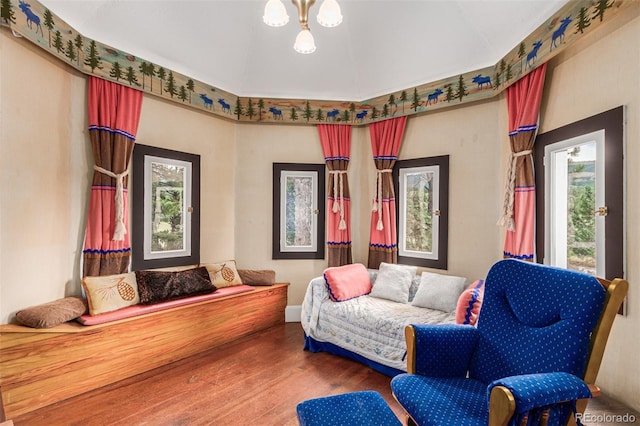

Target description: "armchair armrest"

left=488, top=372, right=592, bottom=426
left=300, top=277, right=330, bottom=333
left=406, top=324, right=479, bottom=377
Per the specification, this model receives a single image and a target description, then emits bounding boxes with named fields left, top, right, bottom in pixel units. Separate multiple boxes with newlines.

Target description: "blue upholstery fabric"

left=469, top=259, right=605, bottom=384
left=391, top=260, right=606, bottom=426
left=488, top=372, right=592, bottom=426
left=413, top=324, right=479, bottom=377
left=488, top=372, right=592, bottom=413
left=296, top=391, right=402, bottom=426
left=390, top=376, right=488, bottom=425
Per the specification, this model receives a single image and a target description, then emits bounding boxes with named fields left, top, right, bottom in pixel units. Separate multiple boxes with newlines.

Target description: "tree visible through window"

left=404, top=170, right=434, bottom=254
left=567, top=145, right=596, bottom=274
left=285, top=174, right=314, bottom=247
left=151, top=162, right=186, bottom=252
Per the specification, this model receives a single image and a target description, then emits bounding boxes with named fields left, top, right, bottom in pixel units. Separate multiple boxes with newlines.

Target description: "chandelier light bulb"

left=294, top=29, right=316, bottom=54
left=317, top=0, right=342, bottom=27
left=263, top=0, right=289, bottom=27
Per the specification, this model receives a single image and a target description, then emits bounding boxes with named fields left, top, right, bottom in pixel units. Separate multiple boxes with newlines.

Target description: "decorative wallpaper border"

left=1, top=0, right=637, bottom=126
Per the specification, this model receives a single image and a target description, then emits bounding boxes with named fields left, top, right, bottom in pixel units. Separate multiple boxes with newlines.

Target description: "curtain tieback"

left=497, top=149, right=532, bottom=232
left=329, top=170, right=348, bottom=230
left=372, top=169, right=393, bottom=231
left=94, top=165, right=129, bottom=241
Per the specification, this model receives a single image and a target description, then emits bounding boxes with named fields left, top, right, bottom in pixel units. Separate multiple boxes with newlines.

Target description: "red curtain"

left=367, top=116, right=407, bottom=269
left=83, top=77, right=143, bottom=276
left=318, top=124, right=352, bottom=267
left=498, top=63, right=547, bottom=260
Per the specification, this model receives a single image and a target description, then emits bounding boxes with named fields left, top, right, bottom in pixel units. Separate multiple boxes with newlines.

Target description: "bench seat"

left=77, top=284, right=255, bottom=325
left=0, top=283, right=288, bottom=420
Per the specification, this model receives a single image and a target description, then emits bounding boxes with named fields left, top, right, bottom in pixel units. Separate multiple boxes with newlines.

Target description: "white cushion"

left=412, top=271, right=467, bottom=312
left=369, top=262, right=417, bottom=303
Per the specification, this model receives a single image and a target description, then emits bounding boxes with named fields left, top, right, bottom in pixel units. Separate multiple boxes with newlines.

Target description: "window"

left=535, top=106, right=624, bottom=281
left=394, top=155, right=449, bottom=269
left=544, top=131, right=604, bottom=275
left=272, top=163, right=325, bottom=259
left=132, top=144, right=200, bottom=270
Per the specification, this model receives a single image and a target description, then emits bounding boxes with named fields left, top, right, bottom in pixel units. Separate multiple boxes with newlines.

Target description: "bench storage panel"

left=0, top=283, right=288, bottom=420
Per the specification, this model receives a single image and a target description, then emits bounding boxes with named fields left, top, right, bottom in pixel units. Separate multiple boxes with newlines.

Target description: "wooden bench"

left=0, top=283, right=289, bottom=420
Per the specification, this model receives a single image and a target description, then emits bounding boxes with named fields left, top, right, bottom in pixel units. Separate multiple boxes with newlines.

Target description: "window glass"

left=281, top=171, right=317, bottom=252
left=399, top=165, right=439, bottom=259
left=145, top=156, right=192, bottom=259
left=272, top=163, right=325, bottom=259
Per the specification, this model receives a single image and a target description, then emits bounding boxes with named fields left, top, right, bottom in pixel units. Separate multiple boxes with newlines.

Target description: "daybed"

left=0, top=262, right=288, bottom=420
left=301, top=263, right=483, bottom=376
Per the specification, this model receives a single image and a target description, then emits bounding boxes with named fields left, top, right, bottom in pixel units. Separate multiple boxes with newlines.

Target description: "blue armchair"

left=391, top=259, right=628, bottom=426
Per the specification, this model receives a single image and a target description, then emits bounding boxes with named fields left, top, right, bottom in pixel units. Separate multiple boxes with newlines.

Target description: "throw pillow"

left=202, top=260, right=244, bottom=288
left=237, top=269, right=276, bottom=286
left=408, top=274, right=422, bottom=303
left=15, top=297, right=87, bottom=328
left=136, top=267, right=216, bottom=305
left=82, top=272, right=140, bottom=315
left=412, top=271, right=467, bottom=312
left=369, top=262, right=417, bottom=303
left=456, top=279, right=485, bottom=325
left=323, top=263, right=372, bottom=302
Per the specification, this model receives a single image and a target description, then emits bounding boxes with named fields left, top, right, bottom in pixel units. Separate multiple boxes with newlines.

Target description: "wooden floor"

left=9, top=323, right=639, bottom=425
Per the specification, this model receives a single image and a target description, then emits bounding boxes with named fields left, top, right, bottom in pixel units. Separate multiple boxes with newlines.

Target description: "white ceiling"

left=38, top=0, right=568, bottom=101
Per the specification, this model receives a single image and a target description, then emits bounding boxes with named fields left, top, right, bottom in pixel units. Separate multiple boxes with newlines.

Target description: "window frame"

left=272, top=163, right=325, bottom=260
left=132, top=144, right=201, bottom=270
left=534, top=106, right=624, bottom=281
left=393, top=155, right=449, bottom=269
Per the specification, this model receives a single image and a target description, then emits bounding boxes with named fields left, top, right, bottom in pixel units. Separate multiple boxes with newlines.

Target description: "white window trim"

left=143, top=155, right=193, bottom=261
left=398, top=164, right=440, bottom=260
left=279, top=170, right=318, bottom=253
left=544, top=130, right=605, bottom=276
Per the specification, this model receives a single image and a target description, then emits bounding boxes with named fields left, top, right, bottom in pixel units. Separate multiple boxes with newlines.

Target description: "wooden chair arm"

left=489, top=385, right=516, bottom=426
left=405, top=325, right=416, bottom=374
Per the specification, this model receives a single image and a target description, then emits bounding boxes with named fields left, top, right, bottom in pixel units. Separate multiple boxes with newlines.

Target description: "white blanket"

left=301, top=276, right=456, bottom=372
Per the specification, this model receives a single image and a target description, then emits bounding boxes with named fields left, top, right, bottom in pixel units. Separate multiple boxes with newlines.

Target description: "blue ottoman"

left=296, top=390, right=402, bottom=426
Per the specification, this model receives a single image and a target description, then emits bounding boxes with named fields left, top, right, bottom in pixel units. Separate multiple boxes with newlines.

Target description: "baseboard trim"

left=285, top=305, right=301, bottom=322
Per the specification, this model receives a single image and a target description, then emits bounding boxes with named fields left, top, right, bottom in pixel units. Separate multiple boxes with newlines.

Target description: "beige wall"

left=135, top=96, right=237, bottom=264
left=233, top=104, right=506, bottom=307
left=539, top=14, right=640, bottom=411
left=234, top=123, right=327, bottom=306
left=1, top=32, right=90, bottom=321
left=1, top=10, right=639, bottom=411
left=399, top=100, right=506, bottom=282
left=0, top=30, right=238, bottom=322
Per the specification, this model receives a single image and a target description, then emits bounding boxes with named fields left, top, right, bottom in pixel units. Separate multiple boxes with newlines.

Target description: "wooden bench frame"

left=0, top=283, right=289, bottom=420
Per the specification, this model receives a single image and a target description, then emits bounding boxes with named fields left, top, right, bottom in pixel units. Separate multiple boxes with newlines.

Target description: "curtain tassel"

left=497, top=149, right=532, bottom=232
left=374, top=169, right=393, bottom=231
left=94, top=164, right=129, bottom=241
left=329, top=170, right=348, bottom=231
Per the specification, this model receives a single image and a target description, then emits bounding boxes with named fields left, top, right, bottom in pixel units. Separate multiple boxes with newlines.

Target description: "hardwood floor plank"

left=10, top=323, right=637, bottom=425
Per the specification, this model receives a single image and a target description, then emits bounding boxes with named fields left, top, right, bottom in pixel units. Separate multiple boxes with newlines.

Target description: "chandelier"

left=263, top=0, right=343, bottom=54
